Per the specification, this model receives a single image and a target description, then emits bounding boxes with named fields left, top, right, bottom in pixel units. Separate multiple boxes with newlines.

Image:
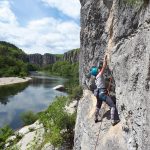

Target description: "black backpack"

left=88, top=75, right=97, bottom=92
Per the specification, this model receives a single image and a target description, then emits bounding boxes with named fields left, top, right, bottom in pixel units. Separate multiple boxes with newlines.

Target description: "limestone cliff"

left=63, top=49, right=79, bottom=63
left=28, top=54, right=43, bottom=66
left=27, top=49, right=79, bottom=66
left=28, top=53, right=58, bottom=66
left=74, top=0, right=150, bottom=150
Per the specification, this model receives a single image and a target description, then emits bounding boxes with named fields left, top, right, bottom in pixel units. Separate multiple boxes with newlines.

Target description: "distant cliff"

left=74, top=0, right=150, bottom=150
left=27, top=53, right=59, bottom=66
left=63, top=49, right=79, bottom=63
left=0, top=41, right=79, bottom=66
left=27, top=49, right=80, bottom=66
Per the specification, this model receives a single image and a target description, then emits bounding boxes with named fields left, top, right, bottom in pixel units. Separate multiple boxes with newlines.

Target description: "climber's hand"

left=104, top=55, right=107, bottom=61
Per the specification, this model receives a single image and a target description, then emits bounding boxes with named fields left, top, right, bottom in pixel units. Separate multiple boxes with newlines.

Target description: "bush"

left=39, top=96, right=76, bottom=148
left=125, top=0, right=143, bottom=5
left=69, top=86, right=83, bottom=100
left=42, top=61, right=79, bottom=78
left=0, top=125, right=14, bottom=149
left=21, top=111, right=38, bottom=125
left=0, top=42, right=37, bottom=77
left=19, top=71, right=28, bottom=77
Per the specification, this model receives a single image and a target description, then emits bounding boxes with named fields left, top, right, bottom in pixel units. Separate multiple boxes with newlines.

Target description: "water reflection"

left=29, top=77, right=61, bottom=88
left=0, top=75, right=67, bottom=129
left=0, top=83, right=29, bottom=105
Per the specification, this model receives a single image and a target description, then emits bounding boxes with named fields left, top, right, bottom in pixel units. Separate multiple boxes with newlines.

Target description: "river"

left=0, top=73, right=67, bottom=129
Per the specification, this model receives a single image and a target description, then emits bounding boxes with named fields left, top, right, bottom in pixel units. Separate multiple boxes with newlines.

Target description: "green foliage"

left=0, top=41, right=24, bottom=59
left=69, top=86, right=83, bottom=100
left=43, top=61, right=79, bottom=78
left=39, top=59, right=81, bottom=148
left=42, top=62, right=79, bottom=92
left=0, top=125, right=14, bottom=149
left=0, top=41, right=35, bottom=77
left=54, top=54, right=63, bottom=59
left=27, top=63, right=39, bottom=71
left=21, top=111, right=38, bottom=125
left=125, top=0, right=143, bottom=5
left=0, top=41, right=20, bottom=50
left=6, top=145, right=20, bottom=150
left=65, top=48, right=80, bottom=54
left=0, top=82, right=28, bottom=105
left=15, top=132, right=23, bottom=141
left=43, top=58, right=82, bottom=98
left=0, top=56, right=28, bottom=77
left=28, top=127, right=35, bottom=132
left=39, top=96, right=76, bottom=148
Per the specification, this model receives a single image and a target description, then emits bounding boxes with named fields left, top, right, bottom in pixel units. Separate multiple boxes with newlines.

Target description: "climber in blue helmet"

left=90, top=55, right=119, bottom=126
left=90, top=66, right=98, bottom=76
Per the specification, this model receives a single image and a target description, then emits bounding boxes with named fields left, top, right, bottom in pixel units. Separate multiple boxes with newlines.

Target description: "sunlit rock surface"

left=6, top=121, right=45, bottom=150
left=75, top=0, right=150, bottom=149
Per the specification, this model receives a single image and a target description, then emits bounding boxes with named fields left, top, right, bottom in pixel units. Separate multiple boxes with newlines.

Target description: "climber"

left=90, top=55, right=119, bottom=126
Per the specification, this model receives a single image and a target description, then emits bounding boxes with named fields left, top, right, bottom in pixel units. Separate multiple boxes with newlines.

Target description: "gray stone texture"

left=28, top=53, right=43, bottom=66
left=63, top=49, right=79, bottom=63
left=75, top=0, right=150, bottom=150
left=26, top=49, right=79, bottom=66
left=43, top=53, right=57, bottom=65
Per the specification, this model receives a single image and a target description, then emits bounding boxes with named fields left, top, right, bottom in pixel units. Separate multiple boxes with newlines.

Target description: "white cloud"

left=42, top=0, right=81, bottom=19
left=0, top=1, right=80, bottom=54
left=0, top=1, right=17, bottom=25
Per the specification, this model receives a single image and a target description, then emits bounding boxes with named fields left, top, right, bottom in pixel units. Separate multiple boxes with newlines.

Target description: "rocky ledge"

left=5, top=121, right=45, bottom=150
left=74, top=90, right=126, bottom=150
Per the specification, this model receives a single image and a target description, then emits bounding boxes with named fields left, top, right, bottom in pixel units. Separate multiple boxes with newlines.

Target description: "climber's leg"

left=105, top=96, right=120, bottom=125
left=94, top=97, right=102, bottom=123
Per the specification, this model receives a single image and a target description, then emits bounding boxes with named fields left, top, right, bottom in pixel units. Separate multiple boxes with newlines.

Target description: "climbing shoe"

left=111, top=120, right=120, bottom=126
left=94, top=115, right=99, bottom=123
left=95, top=118, right=98, bottom=123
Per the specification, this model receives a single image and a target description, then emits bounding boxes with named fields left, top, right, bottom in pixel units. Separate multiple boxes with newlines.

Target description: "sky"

left=0, top=0, right=81, bottom=54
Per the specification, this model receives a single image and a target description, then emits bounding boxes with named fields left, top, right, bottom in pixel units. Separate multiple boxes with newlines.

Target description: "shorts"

left=99, top=93, right=107, bottom=101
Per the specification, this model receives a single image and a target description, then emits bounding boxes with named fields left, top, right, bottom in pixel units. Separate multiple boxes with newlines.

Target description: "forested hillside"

left=0, top=41, right=34, bottom=77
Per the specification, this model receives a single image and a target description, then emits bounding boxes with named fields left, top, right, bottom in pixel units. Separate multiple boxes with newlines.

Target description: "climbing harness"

left=94, top=77, right=112, bottom=150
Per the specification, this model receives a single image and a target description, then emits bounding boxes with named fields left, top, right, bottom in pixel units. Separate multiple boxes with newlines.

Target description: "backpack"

left=88, top=75, right=97, bottom=92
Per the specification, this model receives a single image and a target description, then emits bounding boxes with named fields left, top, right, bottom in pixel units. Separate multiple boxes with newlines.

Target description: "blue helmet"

left=90, top=67, right=98, bottom=76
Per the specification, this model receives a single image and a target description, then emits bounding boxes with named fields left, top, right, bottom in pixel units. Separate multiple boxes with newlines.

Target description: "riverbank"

left=0, top=77, right=32, bottom=86
left=4, top=99, right=78, bottom=150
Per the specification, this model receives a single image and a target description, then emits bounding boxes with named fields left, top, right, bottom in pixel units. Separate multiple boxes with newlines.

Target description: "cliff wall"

left=28, top=54, right=43, bottom=66
left=26, top=49, right=79, bottom=66
left=28, top=53, right=57, bottom=66
left=75, top=0, right=150, bottom=150
left=63, top=49, right=79, bottom=63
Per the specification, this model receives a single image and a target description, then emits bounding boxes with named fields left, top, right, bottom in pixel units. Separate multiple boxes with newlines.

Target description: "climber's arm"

left=98, top=55, right=107, bottom=76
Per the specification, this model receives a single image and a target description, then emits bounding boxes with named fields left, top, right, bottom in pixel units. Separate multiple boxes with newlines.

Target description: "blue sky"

left=0, top=0, right=80, bottom=54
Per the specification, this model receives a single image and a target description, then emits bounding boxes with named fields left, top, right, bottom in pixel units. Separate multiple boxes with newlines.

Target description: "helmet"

left=90, top=67, right=98, bottom=76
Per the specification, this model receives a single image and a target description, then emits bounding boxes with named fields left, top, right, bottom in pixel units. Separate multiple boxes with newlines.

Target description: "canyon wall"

left=26, top=49, right=79, bottom=66
left=74, top=0, right=150, bottom=150
left=28, top=53, right=57, bottom=66
left=63, top=49, right=79, bottom=63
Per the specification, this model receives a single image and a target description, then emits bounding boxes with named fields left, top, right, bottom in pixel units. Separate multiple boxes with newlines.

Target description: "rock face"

left=6, top=121, right=45, bottom=150
left=63, top=49, right=79, bottom=63
left=27, top=49, right=79, bottom=66
left=43, top=53, right=57, bottom=65
left=28, top=54, right=43, bottom=66
left=28, top=53, right=58, bottom=66
left=74, top=90, right=126, bottom=150
left=75, top=0, right=150, bottom=150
